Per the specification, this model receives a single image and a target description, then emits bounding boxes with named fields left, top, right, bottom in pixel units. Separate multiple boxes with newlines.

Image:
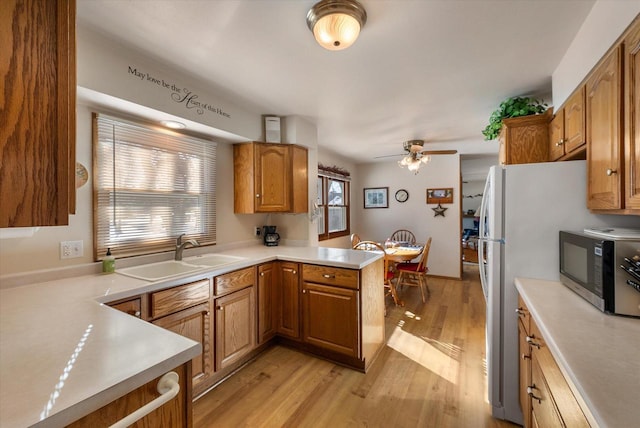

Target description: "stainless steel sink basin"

left=117, top=260, right=205, bottom=281
left=185, top=254, right=245, bottom=267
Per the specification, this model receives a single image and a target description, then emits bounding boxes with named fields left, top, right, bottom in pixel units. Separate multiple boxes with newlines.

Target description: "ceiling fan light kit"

left=306, top=0, right=367, bottom=51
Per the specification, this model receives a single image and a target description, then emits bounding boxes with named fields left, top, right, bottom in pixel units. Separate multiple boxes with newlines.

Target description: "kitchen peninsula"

left=0, top=245, right=384, bottom=427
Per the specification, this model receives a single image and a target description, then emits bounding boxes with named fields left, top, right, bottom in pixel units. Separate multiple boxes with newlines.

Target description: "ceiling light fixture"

left=306, top=0, right=367, bottom=51
left=398, top=140, right=431, bottom=174
left=161, top=120, right=186, bottom=129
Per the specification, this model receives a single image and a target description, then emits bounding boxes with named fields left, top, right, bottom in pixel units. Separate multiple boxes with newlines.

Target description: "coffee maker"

left=262, top=226, right=280, bottom=246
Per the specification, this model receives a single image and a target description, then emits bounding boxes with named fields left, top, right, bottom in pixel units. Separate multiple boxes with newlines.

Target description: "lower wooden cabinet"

left=152, top=303, right=212, bottom=397
left=277, top=261, right=301, bottom=339
left=214, top=286, right=256, bottom=371
left=518, top=296, right=589, bottom=427
left=257, top=262, right=277, bottom=344
left=67, top=362, right=192, bottom=428
left=302, top=282, right=359, bottom=358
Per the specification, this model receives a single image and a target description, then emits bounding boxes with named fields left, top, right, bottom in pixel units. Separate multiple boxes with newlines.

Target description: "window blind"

left=94, top=114, right=216, bottom=260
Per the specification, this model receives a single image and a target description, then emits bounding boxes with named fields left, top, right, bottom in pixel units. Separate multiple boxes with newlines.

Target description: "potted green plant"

left=482, top=96, right=548, bottom=140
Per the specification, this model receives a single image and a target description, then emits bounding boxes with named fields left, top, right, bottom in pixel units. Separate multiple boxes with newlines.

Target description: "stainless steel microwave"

left=559, top=228, right=640, bottom=318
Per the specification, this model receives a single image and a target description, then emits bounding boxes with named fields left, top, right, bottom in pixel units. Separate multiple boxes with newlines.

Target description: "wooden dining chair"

left=350, top=233, right=361, bottom=248
left=395, top=237, right=432, bottom=303
left=389, top=229, right=417, bottom=244
left=352, top=240, right=399, bottom=307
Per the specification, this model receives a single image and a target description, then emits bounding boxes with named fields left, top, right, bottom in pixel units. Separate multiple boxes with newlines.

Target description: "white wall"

left=0, top=28, right=315, bottom=276
left=354, top=154, right=462, bottom=279
left=552, top=1, right=640, bottom=107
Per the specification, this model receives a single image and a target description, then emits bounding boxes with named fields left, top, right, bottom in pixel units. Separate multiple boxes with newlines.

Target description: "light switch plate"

left=60, top=240, right=83, bottom=259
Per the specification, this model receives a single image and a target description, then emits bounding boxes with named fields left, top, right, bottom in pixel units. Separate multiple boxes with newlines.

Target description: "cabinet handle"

left=527, top=385, right=542, bottom=404
left=256, top=194, right=261, bottom=198
left=606, top=168, right=617, bottom=176
left=526, top=336, right=541, bottom=349
left=555, top=139, right=565, bottom=146
left=204, top=310, right=210, bottom=316
left=292, top=270, right=297, bottom=275
left=127, top=310, right=141, bottom=318
left=521, top=353, right=531, bottom=360
left=515, top=308, right=525, bottom=316
left=302, top=289, right=306, bottom=294
left=217, top=306, right=224, bottom=311
left=260, top=272, right=264, bottom=277
left=322, top=274, right=335, bottom=279
left=109, top=371, right=180, bottom=428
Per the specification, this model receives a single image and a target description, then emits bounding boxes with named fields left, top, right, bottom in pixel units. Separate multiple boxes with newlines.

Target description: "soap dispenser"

left=102, top=248, right=115, bottom=273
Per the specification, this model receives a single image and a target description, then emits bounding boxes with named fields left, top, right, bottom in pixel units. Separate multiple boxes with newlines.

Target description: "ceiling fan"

left=376, top=140, right=457, bottom=173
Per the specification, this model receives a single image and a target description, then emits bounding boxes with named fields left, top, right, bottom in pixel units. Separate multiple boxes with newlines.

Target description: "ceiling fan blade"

left=373, top=153, right=405, bottom=159
left=420, top=150, right=458, bottom=155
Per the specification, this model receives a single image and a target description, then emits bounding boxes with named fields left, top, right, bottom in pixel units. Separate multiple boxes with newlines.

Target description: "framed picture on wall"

left=426, top=187, right=453, bottom=204
left=363, top=187, right=389, bottom=208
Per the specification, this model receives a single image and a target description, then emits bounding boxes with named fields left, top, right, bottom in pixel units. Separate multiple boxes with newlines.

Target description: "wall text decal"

left=128, top=66, right=231, bottom=118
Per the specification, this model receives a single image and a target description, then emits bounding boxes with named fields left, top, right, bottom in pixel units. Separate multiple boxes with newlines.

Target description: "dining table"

left=382, top=244, right=424, bottom=306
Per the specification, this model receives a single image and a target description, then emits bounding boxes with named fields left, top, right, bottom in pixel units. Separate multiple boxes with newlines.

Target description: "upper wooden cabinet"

left=624, top=18, right=640, bottom=210
left=233, top=142, right=308, bottom=214
left=586, top=46, right=624, bottom=210
left=585, top=17, right=640, bottom=214
left=1, top=0, right=76, bottom=227
left=498, top=111, right=550, bottom=165
left=548, top=87, right=586, bottom=161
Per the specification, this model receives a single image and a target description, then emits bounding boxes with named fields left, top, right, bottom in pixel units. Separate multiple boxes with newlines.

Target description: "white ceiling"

left=76, top=0, right=595, bottom=163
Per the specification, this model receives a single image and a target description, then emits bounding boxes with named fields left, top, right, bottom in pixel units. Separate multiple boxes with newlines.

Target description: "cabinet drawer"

left=530, top=357, right=563, bottom=428
left=151, top=279, right=210, bottom=319
left=109, top=297, right=143, bottom=319
left=302, top=264, right=359, bottom=289
left=214, top=267, right=255, bottom=296
left=517, top=295, right=531, bottom=334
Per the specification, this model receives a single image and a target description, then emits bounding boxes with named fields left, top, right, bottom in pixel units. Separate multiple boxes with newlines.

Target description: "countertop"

left=0, top=244, right=381, bottom=427
left=515, top=278, right=640, bottom=428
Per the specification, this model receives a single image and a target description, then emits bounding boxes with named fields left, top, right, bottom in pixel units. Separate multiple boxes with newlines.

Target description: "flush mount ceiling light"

left=160, top=120, right=186, bottom=129
left=306, top=0, right=367, bottom=51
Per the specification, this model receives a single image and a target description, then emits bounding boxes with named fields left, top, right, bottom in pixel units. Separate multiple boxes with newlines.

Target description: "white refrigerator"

left=477, top=160, right=638, bottom=424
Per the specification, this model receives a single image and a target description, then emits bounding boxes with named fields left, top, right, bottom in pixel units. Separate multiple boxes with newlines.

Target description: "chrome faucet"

left=175, top=233, right=199, bottom=261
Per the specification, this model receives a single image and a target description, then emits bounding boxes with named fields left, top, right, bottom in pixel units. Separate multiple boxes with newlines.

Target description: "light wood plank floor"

left=194, top=264, right=518, bottom=428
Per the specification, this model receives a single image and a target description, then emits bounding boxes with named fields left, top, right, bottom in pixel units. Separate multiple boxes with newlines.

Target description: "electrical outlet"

left=255, top=227, right=261, bottom=237
left=60, top=240, right=83, bottom=259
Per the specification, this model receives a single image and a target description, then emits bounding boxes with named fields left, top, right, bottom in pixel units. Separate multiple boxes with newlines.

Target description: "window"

left=317, top=166, right=350, bottom=241
left=93, top=113, right=216, bottom=259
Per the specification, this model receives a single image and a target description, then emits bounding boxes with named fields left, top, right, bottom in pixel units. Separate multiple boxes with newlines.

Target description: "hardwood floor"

left=193, top=264, right=518, bottom=428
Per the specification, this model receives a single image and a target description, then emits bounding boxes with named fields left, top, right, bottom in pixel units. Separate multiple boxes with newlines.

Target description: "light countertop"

left=0, top=244, right=381, bottom=427
left=515, top=277, right=640, bottom=428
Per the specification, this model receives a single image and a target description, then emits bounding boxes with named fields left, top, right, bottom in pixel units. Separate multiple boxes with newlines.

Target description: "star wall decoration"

left=432, top=203, right=447, bottom=217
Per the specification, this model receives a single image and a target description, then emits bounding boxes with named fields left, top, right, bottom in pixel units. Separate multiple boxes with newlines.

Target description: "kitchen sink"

left=184, top=254, right=245, bottom=267
left=117, top=260, right=205, bottom=281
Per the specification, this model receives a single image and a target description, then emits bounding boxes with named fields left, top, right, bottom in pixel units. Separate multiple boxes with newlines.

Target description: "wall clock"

left=395, top=189, right=409, bottom=203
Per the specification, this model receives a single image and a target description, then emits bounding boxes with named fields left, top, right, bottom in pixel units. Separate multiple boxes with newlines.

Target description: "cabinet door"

left=302, top=282, right=359, bottom=358
left=548, top=111, right=565, bottom=161
left=215, top=287, right=256, bottom=371
left=277, top=261, right=300, bottom=339
left=255, top=144, right=291, bottom=212
left=257, top=262, right=277, bottom=344
left=1, top=0, right=76, bottom=227
left=625, top=20, right=640, bottom=209
left=587, top=46, right=623, bottom=210
left=291, top=145, right=309, bottom=213
left=563, top=86, right=586, bottom=155
left=152, top=303, right=213, bottom=395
